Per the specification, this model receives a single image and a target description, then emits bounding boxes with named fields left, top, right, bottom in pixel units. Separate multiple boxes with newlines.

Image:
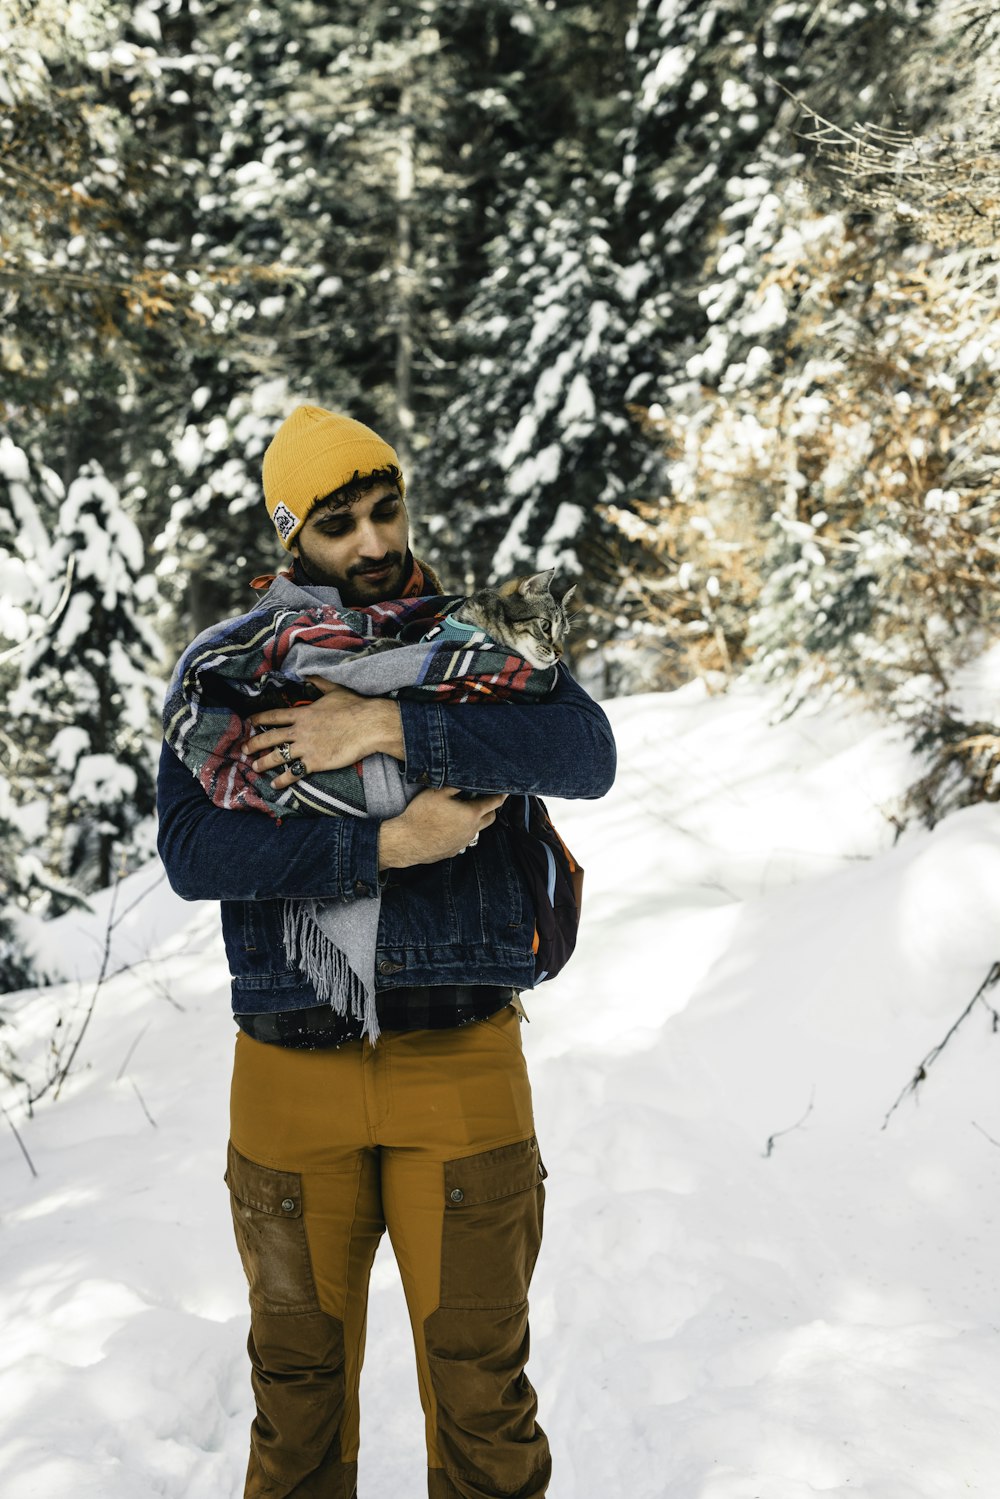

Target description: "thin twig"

left=127, top=1077, right=157, bottom=1129
left=115, top=1023, right=151, bottom=1083
left=883, top=961, right=1000, bottom=1130
left=34, top=875, right=122, bottom=1106
left=972, top=1120, right=1000, bottom=1149
left=109, top=870, right=168, bottom=932
left=763, top=1088, right=816, bottom=1157
left=2, top=1101, right=38, bottom=1177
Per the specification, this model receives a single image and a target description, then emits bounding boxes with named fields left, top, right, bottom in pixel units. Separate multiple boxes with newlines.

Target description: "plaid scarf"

left=163, top=566, right=555, bottom=1041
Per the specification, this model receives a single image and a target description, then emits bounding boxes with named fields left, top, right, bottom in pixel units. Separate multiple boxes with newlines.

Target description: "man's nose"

left=354, top=517, right=383, bottom=555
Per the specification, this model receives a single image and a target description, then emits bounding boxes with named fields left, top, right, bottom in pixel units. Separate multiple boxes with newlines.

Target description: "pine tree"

left=141, top=0, right=478, bottom=640
left=600, top=0, right=943, bottom=685
left=10, top=462, right=164, bottom=892
left=421, top=173, right=663, bottom=598
left=0, top=438, right=61, bottom=981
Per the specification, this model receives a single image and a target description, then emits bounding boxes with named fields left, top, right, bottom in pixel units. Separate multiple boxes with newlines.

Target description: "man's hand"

left=243, top=680, right=404, bottom=789
left=379, top=788, right=507, bottom=870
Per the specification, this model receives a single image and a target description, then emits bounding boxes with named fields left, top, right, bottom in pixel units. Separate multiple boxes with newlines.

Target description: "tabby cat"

left=449, top=569, right=576, bottom=671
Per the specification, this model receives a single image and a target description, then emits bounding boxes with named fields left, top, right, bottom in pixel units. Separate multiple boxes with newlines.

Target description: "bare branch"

left=127, top=1077, right=157, bottom=1129
left=2, top=1101, right=38, bottom=1177
left=28, top=874, right=122, bottom=1107
left=763, top=1088, right=816, bottom=1157
left=883, top=961, right=1000, bottom=1129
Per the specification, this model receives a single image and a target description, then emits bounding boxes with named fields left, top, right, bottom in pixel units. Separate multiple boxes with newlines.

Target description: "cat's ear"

left=516, top=568, right=557, bottom=599
left=561, top=583, right=577, bottom=610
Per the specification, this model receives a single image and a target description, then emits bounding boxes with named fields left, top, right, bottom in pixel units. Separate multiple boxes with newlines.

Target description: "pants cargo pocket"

left=226, top=1142, right=320, bottom=1315
left=440, top=1136, right=547, bottom=1310
left=226, top=1143, right=353, bottom=1498
left=424, top=1137, right=551, bottom=1498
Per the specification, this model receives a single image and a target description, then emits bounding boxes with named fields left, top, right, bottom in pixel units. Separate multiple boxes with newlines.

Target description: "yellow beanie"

left=262, top=405, right=406, bottom=551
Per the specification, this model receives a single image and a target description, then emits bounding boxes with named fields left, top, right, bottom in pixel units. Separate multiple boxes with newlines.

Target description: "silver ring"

left=279, top=742, right=292, bottom=765
left=289, top=758, right=307, bottom=777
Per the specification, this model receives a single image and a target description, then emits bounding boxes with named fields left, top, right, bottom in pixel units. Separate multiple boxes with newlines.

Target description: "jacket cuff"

left=339, top=816, right=381, bottom=899
left=398, top=699, right=448, bottom=788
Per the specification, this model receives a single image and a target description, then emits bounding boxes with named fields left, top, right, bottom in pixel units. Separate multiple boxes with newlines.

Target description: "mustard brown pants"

left=227, top=1003, right=551, bottom=1498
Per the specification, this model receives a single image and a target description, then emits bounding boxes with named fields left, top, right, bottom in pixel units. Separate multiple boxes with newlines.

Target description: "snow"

left=0, top=436, right=31, bottom=483
left=640, top=45, right=694, bottom=110
left=4, top=680, right=1000, bottom=1496
left=69, top=754, right=138, bottom=809
left=51, top=726, right=91, bottom=772
left=175, top=427, right=205, bottom=477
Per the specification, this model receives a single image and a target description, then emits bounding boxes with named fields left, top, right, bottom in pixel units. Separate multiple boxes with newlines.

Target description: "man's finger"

left=243, top=727, right=293, bottom=753
left=247, top=711, right=296, bottom=729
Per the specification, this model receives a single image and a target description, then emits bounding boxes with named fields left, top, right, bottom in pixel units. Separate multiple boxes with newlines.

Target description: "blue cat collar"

left=436, top=612, right=483, bottom=642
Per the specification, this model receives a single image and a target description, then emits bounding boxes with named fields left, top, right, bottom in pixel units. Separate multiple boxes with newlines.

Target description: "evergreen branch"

left=882, top=962, right=1000, bottom=1130
left=0, top=555, right=74, bottom=667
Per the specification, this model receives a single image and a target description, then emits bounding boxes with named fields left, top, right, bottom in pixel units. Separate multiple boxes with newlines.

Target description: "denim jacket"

left=156, top=663, right=616, bottom=1015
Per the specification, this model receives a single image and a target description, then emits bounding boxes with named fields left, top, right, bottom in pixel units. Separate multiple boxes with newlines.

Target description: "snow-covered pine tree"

left=9, top=462, right=164, bottom=892
left=420, top=171, right=665, bottom=612
left=142, top=0, right=487, bottom=640
left=602, top=0, right=937, bottom=686
left=0, top=774, right=41, bottom=992
left=417, top=2, right=672, bottom=613
left=0, top=437, right=63, bottom=987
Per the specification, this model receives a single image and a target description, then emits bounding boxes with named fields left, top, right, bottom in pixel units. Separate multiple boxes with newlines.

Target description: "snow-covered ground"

left=3, top=676, right=1000, bottom=1498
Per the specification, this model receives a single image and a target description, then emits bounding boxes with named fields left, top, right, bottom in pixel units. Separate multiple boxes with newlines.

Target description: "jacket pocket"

left=225, top=1142, right=319, bottom=1315
left=439, top=1136, right=547, bottom=1311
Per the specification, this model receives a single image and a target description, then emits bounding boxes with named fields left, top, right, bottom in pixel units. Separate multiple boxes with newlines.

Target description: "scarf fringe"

left=281, top=900, right=380, bottom=1043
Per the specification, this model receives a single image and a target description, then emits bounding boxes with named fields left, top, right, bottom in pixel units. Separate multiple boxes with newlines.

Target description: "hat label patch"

left=272, top=502, right=298, bottom=540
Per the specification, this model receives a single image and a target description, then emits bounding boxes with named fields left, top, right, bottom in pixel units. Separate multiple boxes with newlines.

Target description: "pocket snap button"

left=281, top=1198, right=296, bottom=1212
left=449, top=1188, right=464, bottom=1203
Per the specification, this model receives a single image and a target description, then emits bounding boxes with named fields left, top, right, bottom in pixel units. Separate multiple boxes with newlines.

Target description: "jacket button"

left=281, top=1198, right=295, bottom=1212
left=449, top=1188, right=464, bottom=1203
left=417, top=771, right=431, bottom=786
left=354, top=879, right=369, bottom=897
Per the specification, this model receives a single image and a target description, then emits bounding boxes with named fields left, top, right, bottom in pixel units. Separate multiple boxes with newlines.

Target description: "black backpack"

left=499, top=794, right=584, bottom=984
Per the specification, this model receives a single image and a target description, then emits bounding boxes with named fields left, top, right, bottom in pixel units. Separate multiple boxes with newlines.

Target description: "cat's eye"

left=537, top=620, right=552, bottom=636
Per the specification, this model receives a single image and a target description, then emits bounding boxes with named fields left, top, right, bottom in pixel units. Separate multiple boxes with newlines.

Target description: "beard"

left=295, top=541, right=409, bottom=605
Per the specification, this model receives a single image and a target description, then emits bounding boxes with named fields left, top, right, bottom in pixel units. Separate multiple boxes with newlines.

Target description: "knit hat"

left=262, top=405, right=406, bottom=551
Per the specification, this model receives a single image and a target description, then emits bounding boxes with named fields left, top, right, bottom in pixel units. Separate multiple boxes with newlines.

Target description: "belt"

left=237, top=985, right=517, bottom=1049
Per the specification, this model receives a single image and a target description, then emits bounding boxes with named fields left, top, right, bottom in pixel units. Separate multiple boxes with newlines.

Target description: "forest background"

left=1, top=0, right=999, bottom=991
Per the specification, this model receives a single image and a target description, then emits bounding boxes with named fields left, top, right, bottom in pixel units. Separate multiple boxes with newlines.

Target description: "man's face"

left=292, top=481, right=410, bottom=604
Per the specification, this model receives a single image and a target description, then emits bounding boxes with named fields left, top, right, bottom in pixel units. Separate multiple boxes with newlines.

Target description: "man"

left=157, top=405, right=616, bottom=1499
